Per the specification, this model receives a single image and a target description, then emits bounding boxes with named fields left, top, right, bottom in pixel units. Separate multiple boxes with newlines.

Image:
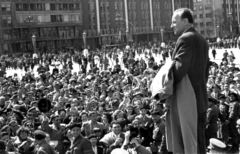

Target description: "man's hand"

left=130, top=137, right=140, bottom=148
left=114, top=138, right=123, bottom=146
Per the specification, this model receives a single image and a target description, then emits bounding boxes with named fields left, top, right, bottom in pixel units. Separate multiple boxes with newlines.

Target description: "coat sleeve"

left=172, top=37, right=193, bottom=84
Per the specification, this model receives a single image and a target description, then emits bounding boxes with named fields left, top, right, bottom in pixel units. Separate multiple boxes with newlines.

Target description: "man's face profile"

left=171, top=12, right=185, bottom=36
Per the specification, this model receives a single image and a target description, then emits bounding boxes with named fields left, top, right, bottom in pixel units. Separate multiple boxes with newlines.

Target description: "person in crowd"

left=205, top=97, right=219, bottom=147
left=99, top=121, right=125, bottom=154
left=66, top=123, right=94, bottom=154
left=34, top=130, right=55, bottom=154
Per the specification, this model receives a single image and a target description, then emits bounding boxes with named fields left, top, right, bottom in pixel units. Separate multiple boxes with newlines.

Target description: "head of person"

left=70, top=123, right=81, bottom=138
left=111, top=121, right=122, bottom=135
left=88, top=134, right=98, bottom=147
left=34, top=130, right=46, bottom=145
left=52, top=115, right=61, bottom=128
left=16, top=127, right=29, bottom=141
left=171, top=8, right=194, bottom=36
left=89, top=112, right=97, bottom=122
left=151, top=111, right=161, bottom=123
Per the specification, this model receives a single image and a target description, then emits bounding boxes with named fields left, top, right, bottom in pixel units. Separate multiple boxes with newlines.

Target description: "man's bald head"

left=173, top=8, right=194, bottom=24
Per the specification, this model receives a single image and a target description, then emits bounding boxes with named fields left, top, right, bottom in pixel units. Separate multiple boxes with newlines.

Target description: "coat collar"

left=182, top=27, right=196, bottom=34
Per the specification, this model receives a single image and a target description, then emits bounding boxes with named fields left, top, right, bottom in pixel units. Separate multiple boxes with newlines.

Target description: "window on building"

left=1, top=3, right=11, bottom=12
left=45, top=3, right=50, bottom=10
left=51, top=15, right=57, bottom=22
left=69, top=4, right=74, bottom=10
left=206, top=13, right=212, bottom=18
left=16, top=4, right=23, bottom=11
left=50, top=4, right=55, bottom=10
left=30, top=4, right=36, bottom=11
left=1, top=16, right=11, bottom=27
left=75, top=3, right=80, bottom=10
left=200, top=23, right=204, bottom=27
left=36, top=4, right=45, bottom=11
left=197, top=0, right=202, bottom=2
left=206, top=22, right=212, bottom=26
left=199, top=14, right=203, bottom=18
left=199, top=5, right=203, bottom=10
left=205, top=4, right=212, bottom=10
left=63, top=3, right=68, bottom=10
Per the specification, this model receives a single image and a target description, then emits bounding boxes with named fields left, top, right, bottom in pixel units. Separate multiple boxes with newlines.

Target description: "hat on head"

left=69, top=123, right=82, bottom=130
left=34, top=130, right=46, bottom=140
left=207, top=138, right=226, bottom=151
left=228, top=92, right=239, bottom=99
left=93, top=127, right=101, bottom=133
left=70, top=78, right=76, bottom=83
left=58, top=109, right=66, bottom=115
left=208, top=97, right=217, bottom=104
left=218, top=94, right=226, bottom=100
left=13, top=109, right=24, bottom=119
left=88, top=134, right=98, bottom=140
left=151, top=111, right=161, bottom=116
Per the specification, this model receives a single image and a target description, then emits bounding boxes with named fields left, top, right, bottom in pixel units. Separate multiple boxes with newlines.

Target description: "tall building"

left=193, top=0, right=223, bottom=37
left=222, top=0, right=240, bottom=36
left=0, top=0, right=193, bottom=53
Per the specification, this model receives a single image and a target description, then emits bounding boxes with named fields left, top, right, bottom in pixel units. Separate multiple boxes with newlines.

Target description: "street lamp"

left=32, top=34, right=36, bottom=53
left=82, top=32, right=86, bottom=49
left=217, top=25, right=219, bottom=37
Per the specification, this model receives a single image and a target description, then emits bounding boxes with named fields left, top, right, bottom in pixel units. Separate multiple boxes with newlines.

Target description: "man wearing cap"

left=225, top=92, right=240, bottom=152
left=67, top=123, right=94, bottom=154
left=151, top=111, right=167, bottom=154
left=82, top=112, right=104, bottom=137
left=205, top=97, right=220, bottom=147
left=88, top=134, right=104, bottom=154
left=41, top=113, right=66, bottom=154
left=99, top=121, right=125, bottom=153
left=135, top=105, right=152, bottom=126
left=34, top=130, right=55, bottom=154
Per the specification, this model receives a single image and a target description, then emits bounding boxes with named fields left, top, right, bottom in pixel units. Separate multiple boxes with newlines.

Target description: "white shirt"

left=92, top=146, right=98, bottom=154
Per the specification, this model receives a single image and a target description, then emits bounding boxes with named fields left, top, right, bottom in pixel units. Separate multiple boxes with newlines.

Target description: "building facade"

left=0, top=0, right=193, bottom=53
left=194, top=0, right=240, bottom=38
left=193, top=0, right=223, bottom=38
left=222, top=0, right=240, bottom=36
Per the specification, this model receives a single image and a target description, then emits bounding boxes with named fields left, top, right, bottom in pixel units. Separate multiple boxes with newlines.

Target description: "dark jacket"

left=172, top=27, right=209, bottom=113
left=206, top=104, right=219, bottom=134
left=36, top=140, right=55, bottom=154
left=67, top=134, right=94, bottom=154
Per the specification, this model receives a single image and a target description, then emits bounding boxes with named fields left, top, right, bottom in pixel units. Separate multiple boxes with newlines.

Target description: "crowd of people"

left=0, top=42, right=172, bottom=154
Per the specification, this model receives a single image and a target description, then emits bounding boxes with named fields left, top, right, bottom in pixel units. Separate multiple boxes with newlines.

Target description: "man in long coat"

left=166, top=8, right=209, bottom=154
